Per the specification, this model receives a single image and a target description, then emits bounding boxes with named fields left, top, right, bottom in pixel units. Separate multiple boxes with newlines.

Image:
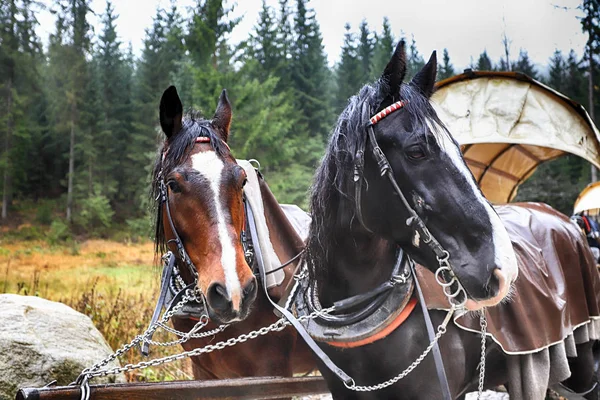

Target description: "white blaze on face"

left=435, top=127, right=519, bottom=308
left=191, top=151, right=241, bottom=305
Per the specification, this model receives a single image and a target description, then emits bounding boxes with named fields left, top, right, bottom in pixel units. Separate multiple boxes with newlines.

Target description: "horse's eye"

left=242, top=178, right=248, bottom=187
left=167, top=180, right=181, bottom=193
left=406, top=146, right=426, bottom=160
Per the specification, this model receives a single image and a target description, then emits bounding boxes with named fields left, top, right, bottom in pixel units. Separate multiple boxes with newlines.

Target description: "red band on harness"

left=326, top=297, right=417, bottom=348
left=195, top=136, right=231, bottom=151
left=370, top=100, right=408, bottom=125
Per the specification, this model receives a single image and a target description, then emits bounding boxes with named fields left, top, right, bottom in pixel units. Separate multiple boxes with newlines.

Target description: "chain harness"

left=70, top=118, right=489, bottom=399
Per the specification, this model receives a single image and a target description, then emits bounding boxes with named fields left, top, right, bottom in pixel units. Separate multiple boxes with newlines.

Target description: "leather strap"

left=142, top=253, right=176, bottom=356
left=409, top=259, right=452, bottom=400
left=246, top=200, right=353, bottom=386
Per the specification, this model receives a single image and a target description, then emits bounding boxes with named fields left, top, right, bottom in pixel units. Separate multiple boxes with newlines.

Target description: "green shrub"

left=47, top=219, right=72, bottom=245
left=35, top=201, right=55, bottom=225
left=125, top=217, right=152, bottom=241
left=74, top=195, right=115, bottom=234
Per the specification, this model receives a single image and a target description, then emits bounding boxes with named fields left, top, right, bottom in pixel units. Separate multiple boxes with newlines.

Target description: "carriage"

left=433, top=70, right=600, bottom=204
left=16, top=46, right=600, bottom=400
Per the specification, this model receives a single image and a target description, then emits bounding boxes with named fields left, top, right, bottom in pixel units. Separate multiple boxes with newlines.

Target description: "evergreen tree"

left=335, top=23, right=361, bottom=111
left=514, top=49, right=538, bottom=79
left=581, top=0, right=600, bottom=131
left=547, top=50, right=566, bottom=93
left=357, top=19, right=374, bottom=83
left=406, top=35, right=424, bottom=80
left=476, top=50, right=493, bottom=71
left=564, top=50, right=586, bottom=105
left=371, top=17, right=395, bottom=83
left=186, top=0, right=240, bottom=70
left=0, top=0, right=44, bottom=219
left=46, top=0, right=93, bottom=222
left=289, top=0, right=333, bottom=140
left=438, top=48, right=455, bottom=80
left=247, top=1, right=280, bottom=82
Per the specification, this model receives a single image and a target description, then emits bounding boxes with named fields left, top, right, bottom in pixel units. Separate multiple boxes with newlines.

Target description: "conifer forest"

left=1, top=0, right=600, bottom=239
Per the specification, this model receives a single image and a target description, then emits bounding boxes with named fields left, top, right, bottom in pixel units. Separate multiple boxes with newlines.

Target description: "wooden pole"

left=16, top=376, right=329, bottom=400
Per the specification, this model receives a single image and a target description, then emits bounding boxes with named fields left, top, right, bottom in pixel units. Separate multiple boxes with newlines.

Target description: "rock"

left=0, top=294, right=124, bottom=399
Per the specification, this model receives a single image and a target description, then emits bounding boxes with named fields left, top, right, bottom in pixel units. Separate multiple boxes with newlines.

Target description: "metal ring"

left=443, top=284, right=464, bottom=299
left=343, top=378, right=356, bottom=390
left=436, top=250, right=450, bottom=263
left=434, top=265, right=453, bottom=284
left=248, top=159, right=261, bottom=171
left=437, top=276, right=457, bottom=288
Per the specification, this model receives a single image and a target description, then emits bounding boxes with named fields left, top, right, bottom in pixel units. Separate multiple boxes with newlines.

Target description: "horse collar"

left=293, top=248, right=417, bottom=348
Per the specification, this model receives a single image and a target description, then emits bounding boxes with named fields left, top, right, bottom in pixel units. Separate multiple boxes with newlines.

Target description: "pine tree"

left=357, top=19, right=374, bottom=83
left=547, top=50, right=566, bottom=93
left=336, top=23, right=361, bottom=111
left=46, top=0, right=93, bottom=222
left=514, top=49, right=538, bottom=79
left=406, top=35, right=424, bottom=80
left=247, top=1, right=280, bottom=82
left=476, top=50, right=493, bottom=71
left=565, top=50, right=586, bottom=105
left=371, top=17, right=395, bottom=81
left=186, top=0, right=240, bottom=70
left=438, top=48, right=455, bottom=79
left=0, top=0, right=43, bottom=219
left=289, top=0, right=333, bottom=140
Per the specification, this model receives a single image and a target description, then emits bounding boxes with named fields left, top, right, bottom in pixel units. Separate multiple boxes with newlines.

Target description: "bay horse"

left=150, top=87, right=314, bottom=379
left=298, top=40, right=600, bottom=399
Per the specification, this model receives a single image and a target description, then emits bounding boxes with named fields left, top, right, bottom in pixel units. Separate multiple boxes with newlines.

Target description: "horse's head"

left=152, top=86, right=257, bottom=324
left=314, top=41, right=518, bottom=311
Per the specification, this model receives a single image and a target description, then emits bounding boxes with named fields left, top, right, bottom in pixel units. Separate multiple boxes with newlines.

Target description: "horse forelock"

left=151, top=112, right=229, bottom=258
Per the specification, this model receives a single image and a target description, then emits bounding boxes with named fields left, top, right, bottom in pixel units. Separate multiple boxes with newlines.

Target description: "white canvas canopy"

left=432, top=71, right=600, bottom=204
left=574, top=182, right=600, bottom=215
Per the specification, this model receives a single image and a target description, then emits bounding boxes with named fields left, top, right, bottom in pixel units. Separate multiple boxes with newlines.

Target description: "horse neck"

left=318, top=228, right=398, bottom=307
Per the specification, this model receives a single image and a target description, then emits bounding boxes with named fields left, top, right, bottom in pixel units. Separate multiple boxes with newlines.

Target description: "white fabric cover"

left=432, top=73, right=600, bottom=203
left=238, top=160, right=284, bottom=288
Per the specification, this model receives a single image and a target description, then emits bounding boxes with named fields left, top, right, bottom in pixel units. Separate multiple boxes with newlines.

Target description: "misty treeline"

left=0, top=0, right=599, bottom=238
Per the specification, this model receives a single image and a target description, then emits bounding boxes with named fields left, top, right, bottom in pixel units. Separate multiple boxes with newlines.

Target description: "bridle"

left=346, top=98, right=472, bottom=398
left=354, top=99, right=464, bottom=301
left=157, top=135, right=256, bottom=288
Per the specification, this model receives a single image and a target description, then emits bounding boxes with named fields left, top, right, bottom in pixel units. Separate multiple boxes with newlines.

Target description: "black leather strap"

left=409, top=260, right=452, bottom=400
left=142, top=253, right=176, bottom=356
left=245, top=200, right=353, bottom=386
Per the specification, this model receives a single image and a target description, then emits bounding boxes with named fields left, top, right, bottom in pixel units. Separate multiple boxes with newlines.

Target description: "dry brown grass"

left=0, top=239, right=193, bottom=382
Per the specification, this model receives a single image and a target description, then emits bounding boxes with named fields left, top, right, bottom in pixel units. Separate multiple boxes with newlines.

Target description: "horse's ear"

left=381, top=40, right=407, bottom=96
left=212, top=89, right=232, bottom=142
left=410, top=51, right=437, bottom=98
left=159, top=86, right=183, bottom=138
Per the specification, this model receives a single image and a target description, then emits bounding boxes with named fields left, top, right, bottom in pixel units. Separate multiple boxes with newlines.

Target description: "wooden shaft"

left=16, top=376, right=329, bottom=400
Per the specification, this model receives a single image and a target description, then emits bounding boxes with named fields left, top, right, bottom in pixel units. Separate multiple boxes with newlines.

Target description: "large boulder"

left=0, top=294, right=124, bottom=399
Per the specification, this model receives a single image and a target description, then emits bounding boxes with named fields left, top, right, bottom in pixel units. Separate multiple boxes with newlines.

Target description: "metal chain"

left=79, top=306, right=335, bottom=380
left=477, top=311, right=488, bottom=399
left=344, top=306, right=455, bottom=392
left=77, top=289, right=201, bottom=378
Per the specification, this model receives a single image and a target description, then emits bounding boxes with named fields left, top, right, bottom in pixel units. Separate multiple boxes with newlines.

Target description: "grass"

left=0, top=239, right=193, bottom=382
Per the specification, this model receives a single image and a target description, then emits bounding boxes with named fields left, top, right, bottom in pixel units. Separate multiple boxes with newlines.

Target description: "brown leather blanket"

left=418, top=202, right=600, bottom=354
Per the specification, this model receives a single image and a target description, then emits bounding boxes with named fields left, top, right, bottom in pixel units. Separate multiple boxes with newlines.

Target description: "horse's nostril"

left=207, top=283, right=232, bottom=312
left=487, top=269, right=501, bottom=297
left=244, top=278, right=257, bottom=296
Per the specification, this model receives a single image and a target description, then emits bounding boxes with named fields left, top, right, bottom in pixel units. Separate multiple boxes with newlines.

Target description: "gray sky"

left=36, top=0, right=588, bottom=75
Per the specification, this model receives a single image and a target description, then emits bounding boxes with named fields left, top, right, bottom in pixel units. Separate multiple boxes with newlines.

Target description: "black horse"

left=298, top=41, right=600, bottom=399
